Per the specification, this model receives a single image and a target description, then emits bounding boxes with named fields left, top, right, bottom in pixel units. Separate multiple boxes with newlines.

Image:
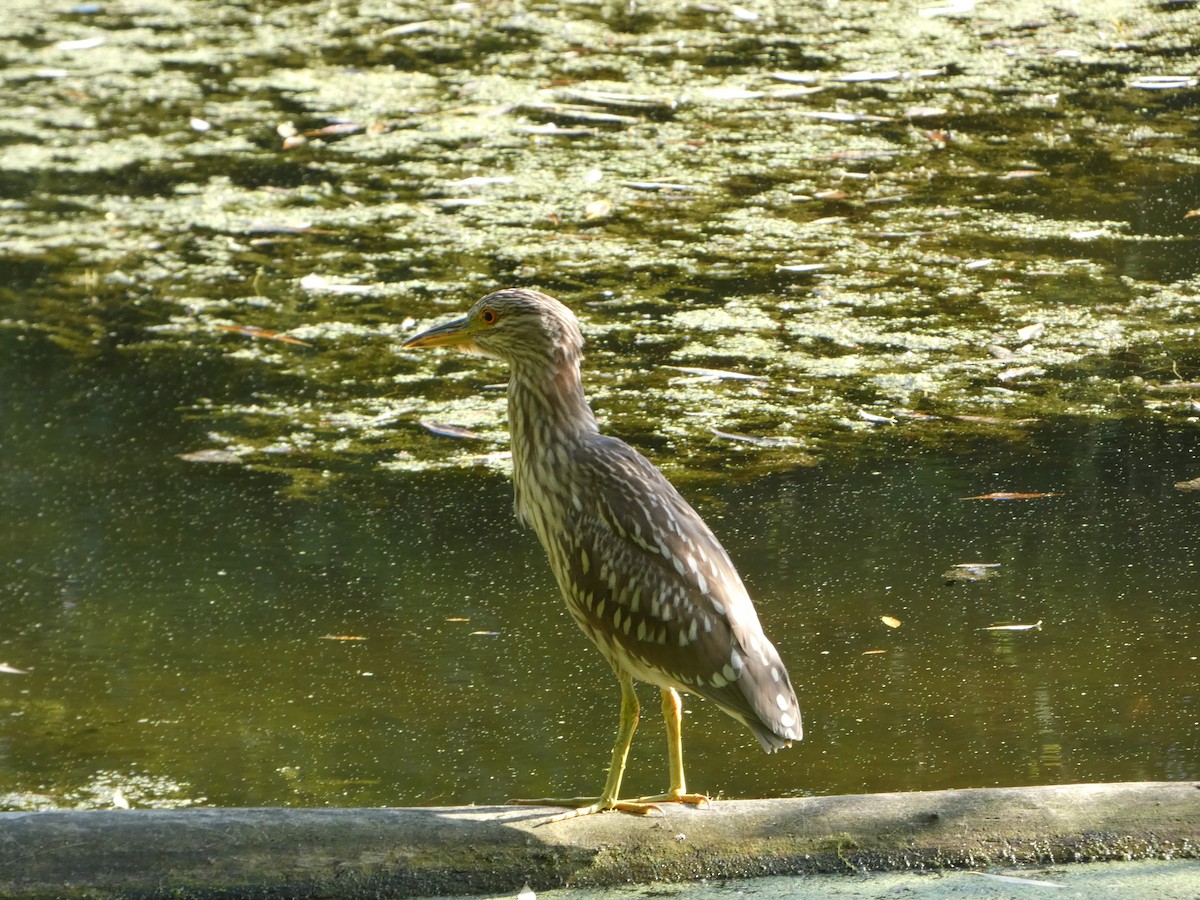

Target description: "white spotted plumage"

left=450, top=289, right=803, bottom=752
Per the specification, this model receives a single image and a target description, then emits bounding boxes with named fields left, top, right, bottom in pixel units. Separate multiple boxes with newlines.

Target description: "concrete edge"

left=0, top=781, right=1196, bottom=898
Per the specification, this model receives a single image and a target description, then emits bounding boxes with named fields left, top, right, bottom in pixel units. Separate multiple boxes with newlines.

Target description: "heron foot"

left=508, top=791, right=709, bottom=823
left=508, top=796, right=666, bottom=822
left=627, top=791, right=711, bottom=809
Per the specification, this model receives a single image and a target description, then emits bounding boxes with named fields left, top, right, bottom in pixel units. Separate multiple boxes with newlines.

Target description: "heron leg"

left=626, top=688, right=710, bottom=807
left=510, top=671, right=662, bottom=821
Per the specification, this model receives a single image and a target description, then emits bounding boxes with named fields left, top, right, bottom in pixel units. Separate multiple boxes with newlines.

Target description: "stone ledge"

left=1, top=782, right=1196, bottom=898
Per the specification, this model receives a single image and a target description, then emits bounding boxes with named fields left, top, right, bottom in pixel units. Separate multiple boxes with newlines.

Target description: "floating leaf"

left=943, top=563, right=1002, bottom=584
left=215, top=324, right=310, bottom=346
left=303, top=122, right=365, bottom=139
left=859, top=410, right=896, bottom=424
left=299, top=273, right=374, bottom=295
left=619, top=181, right=699, bottom=192
left=1174, top=477, right=1200, bottom=492
left=55, top=36, right=106, bottom=51
left=710, top=428, right=795, bottom=446
left=775, top=262, right=827, bottom=273
left=952, top=415, right=1038, bottom=426
left=666, top=366, right=764, bottom=381
left=1129, top=75, right=1197, bottom=90
left=980, top=621, right=1043, bottom=631
left=1016, top=322, right=1045, bottom=342
left=177, top=448, right=246, bottom=465
left=881, top=616, right=901, bottom=629
left=862, top=649, right=888, bottom=655
left=963, top=492, right=1062, bottom=500
left=1147, top=382, right=1200, bottom=393
left=0, top=663, right=28, bottom=675
left=584, top=198, right=613, bottom=219
left=997, top=366, right=1038, bottom=382
left=419, top=421, right=483, bottom=440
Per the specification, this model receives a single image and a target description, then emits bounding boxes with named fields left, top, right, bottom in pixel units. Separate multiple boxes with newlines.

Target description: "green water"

left=1, top=0, right=1199, bottom=809
left=1, top=339, right=1196, bottom=808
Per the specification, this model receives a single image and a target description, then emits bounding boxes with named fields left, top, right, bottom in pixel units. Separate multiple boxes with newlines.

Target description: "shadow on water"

left=0, top=334, right=1196, bottom=809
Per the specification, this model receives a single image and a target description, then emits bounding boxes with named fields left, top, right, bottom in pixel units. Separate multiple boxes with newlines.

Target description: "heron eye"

left=480, top=307, right=498, bottom=325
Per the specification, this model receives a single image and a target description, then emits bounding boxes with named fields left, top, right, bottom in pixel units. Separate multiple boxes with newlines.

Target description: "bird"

left=402, top=288, right=801, bottom=820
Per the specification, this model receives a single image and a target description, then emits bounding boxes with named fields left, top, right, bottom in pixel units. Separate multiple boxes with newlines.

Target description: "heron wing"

left=567, top=435, right=801, bottom=749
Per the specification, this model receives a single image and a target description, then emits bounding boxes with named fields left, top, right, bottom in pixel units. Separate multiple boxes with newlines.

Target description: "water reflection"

left=1, top=337, right=1196, bottom=809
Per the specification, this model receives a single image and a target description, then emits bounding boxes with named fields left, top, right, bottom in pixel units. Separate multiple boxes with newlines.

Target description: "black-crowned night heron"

left=403, top=289, right=801, bottom=820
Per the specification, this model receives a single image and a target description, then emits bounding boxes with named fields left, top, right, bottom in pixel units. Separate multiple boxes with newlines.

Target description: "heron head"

left=403, top=288, right=585, bottom=369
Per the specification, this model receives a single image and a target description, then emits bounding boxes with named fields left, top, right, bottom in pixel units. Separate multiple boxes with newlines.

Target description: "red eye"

left=480, top=308, right=498, bottom=325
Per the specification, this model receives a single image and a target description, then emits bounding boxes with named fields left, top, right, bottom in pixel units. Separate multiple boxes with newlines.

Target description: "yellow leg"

left=510, top=671, right=663, bottom=821
left=627, top=688, right=710, bottom=807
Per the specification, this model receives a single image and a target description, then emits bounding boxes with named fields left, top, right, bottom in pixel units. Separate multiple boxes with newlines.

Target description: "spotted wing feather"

left=566, top=435, right=802, bottom=751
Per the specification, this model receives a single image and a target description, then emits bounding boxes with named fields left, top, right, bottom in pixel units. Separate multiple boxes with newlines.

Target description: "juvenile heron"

left=403, top=288, right=801, bottom=820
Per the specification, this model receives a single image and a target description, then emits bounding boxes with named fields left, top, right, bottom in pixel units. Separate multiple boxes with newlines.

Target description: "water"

left=2, top=0, right=1199, bottom=811
left=1, top=336, right=1196, bottom=809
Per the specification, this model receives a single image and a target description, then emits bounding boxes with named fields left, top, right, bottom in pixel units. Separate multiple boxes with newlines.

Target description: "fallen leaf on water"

left=943, top=563, right=1002, bottom=584
left=963, top=492, right=1062, bottom=500
left=1146, top=382, right=1200, bottom=392
left=299, top=273, right=374, bottom=295
left=979, top=621, right=1043, bottom=631
left=862, top=649, right=888, bottom=655
left=303, top=122, right=365, bottom=139
left=666, top=366, right=765, bottom=381
left=246, top=222, right=335, bottom=236
left=1129, top=75, right=1198, bottom=90
left=419, top=420, right=483, bottom=440
left=215, top=324, right=310, bottom=346
left=881, top=616, right=902, bottom=629
left=319, top=635, right=367, bottom=641
left=584, top=198, right=613, bottom=219
left=775, top=262, right=828, bottom=273
left=710, top=428, right=795, bottom=446
left=1016, top=322, right=1045, bottom=342
left=997, top=366, right=1038, bottom=382
left=0, top=663, right=28, bottom=675
left=859, top=410, right=896, bottom=424
left=952, top=415, right=1038, bottom=425
left=1174, top=477, right=1200, bottom=491
left=177, top=448, right=246, bottom=464
left=55, top=36, right=106, bottom=50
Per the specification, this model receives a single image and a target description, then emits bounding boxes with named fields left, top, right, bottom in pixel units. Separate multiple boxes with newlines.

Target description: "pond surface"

left=1, top=336, right=1197, bottom=808
left=1, top=0, right=1199, bottom=809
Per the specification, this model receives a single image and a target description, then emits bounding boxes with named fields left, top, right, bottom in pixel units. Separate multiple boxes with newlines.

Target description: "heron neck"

left=507, top=358, right=599, bottom=453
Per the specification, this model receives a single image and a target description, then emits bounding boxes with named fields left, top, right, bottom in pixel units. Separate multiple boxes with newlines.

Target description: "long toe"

left=627, top=791, right=711, bottom=808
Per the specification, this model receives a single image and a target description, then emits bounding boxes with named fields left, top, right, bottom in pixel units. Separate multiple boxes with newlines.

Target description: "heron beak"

left=401, top=316, right=476, bottom=350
